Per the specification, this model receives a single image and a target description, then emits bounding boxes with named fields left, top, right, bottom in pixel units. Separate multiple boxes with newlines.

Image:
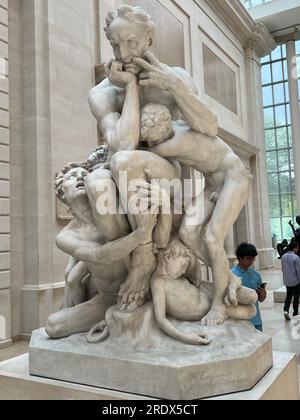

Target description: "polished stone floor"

left=258, top=263, right=300, bottom=390
left=0, top=262, right=299, bottom=396
left=0, top=340, right=29, bottom=364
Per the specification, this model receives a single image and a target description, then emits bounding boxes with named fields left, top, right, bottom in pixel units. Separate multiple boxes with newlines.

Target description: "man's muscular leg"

left=46, top=293, right=116, bottom=339
left=201, top=174, right=251, bottom=326
left=111, top=150, right=179, bottom=310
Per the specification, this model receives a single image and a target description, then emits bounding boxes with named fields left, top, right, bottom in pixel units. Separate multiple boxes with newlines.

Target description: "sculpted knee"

left=45, top=313, right=65, bottom=339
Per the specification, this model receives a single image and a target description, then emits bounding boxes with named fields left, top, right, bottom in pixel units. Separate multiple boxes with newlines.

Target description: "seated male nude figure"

left=46, top=163, right=157, bottom=339
left=88, top=5, right=217, bottom=310
left=151, top=239, right=257, bottom=345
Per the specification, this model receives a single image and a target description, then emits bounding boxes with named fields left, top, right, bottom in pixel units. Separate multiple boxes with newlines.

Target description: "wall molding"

left=197, top=0, right=276, bottom=57
left=22, top=282, right=65, bottom=292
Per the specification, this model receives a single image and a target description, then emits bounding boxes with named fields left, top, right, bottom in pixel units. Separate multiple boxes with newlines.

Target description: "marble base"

left=0, top=352, right=298, bottom=400
left=29, top=311, right=273, bottom=400
left=274, top=286, right=286, bottom=303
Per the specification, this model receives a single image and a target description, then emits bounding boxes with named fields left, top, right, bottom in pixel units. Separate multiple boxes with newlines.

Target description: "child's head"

left=140, top=103, right=173, bottom=148
left=159, top=238, right=195, bottom=279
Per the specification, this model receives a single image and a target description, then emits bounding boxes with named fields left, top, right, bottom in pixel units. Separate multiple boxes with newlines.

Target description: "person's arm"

left=294, top=256, right=300, bottom=283
left=256, top=273, right=267, bottom=303
left=56, top=223, right=153, bottom=265
left=135, top=52, right=218, bottom=137
left=151, top=276, right=211, bottom=345
left=65, top=261, right=90, bottom=307
left=64, top=256, right=78, bottom=281
left=289, top=220, right=296, bottom=236
left=153, top=214, right=173, bottom=249
left=89, top=62, right=140, bottom=153
left=143, top=170, right=173, bottom=249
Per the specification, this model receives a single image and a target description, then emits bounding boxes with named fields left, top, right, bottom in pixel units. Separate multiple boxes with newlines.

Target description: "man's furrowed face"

left=108, top=17, right=151, bottom=74
left=62, top=167, right=89, bottom=205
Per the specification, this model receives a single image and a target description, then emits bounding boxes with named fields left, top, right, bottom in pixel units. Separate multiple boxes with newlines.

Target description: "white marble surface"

left=30, top=311, right=273, bottom=400
left=0, top=351, right=297, bottom=400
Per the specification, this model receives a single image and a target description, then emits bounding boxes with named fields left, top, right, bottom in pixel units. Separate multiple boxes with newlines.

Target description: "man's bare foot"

left=118, top=249, right=156, bottom=311
left=201, top=304, right=227, bottom=326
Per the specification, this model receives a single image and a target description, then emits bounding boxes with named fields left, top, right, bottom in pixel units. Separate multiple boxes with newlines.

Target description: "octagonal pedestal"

left=29, top=304, right=273, bottom=400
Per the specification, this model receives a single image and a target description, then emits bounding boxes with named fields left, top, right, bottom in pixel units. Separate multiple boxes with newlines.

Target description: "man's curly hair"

left=82, top=144, right=109, bottom=172
left=55, top=163, right=87, bottom=205
left=105, top=4, right=156, bottom=41
left=55, top=145, right=110, bottom=205
left=140, top=103, right=173, bottom=143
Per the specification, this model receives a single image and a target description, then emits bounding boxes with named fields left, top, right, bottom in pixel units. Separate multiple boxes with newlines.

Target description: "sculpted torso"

left=89, top=66, right=196, bottom=130
left=58, top=215, right=129, bottom=297
left=163, top=277, right=211, bottom=321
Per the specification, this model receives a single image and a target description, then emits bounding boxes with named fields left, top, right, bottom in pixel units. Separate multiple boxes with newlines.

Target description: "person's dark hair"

left=236, top=242, right=258, bottom=261
left=296, top=215, right=300, bottom=225
left=288, top=239, right=299, bottom=251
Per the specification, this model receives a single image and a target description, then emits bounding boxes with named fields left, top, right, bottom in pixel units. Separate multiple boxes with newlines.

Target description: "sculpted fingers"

left=111, top=60, right=123, bottom=71
left=139, top=72, right=150, bottom=80
left=143, top=50, right=161, bottom=68
left=198, top=334, right=211, bottom=345
left=132, top=57, right=154, bottom=72
left=139, top=79, right=156, bottom=88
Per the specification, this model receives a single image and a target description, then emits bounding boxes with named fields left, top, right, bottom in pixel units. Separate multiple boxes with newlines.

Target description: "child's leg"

left=236, top=287, right=258, bottom=305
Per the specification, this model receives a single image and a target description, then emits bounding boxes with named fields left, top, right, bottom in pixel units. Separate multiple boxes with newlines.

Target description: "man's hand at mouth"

left=105, top=60, right=138, bottom=88
left=124, top=62, right=141, bottom=76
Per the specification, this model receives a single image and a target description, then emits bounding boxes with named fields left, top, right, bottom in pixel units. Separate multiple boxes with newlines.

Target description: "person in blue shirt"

left=232, top=243, right=267, bottom=332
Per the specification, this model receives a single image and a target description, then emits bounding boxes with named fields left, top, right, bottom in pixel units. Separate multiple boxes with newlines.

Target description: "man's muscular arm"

left=56, top=214, right=158, bottom=265
left=135, top=52, right=218, bottom=137
left=89, top=61, right=140, bottom=153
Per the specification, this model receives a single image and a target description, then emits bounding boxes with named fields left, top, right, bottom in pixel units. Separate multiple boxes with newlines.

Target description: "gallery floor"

left=0, top=262, right=299, bottom=398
